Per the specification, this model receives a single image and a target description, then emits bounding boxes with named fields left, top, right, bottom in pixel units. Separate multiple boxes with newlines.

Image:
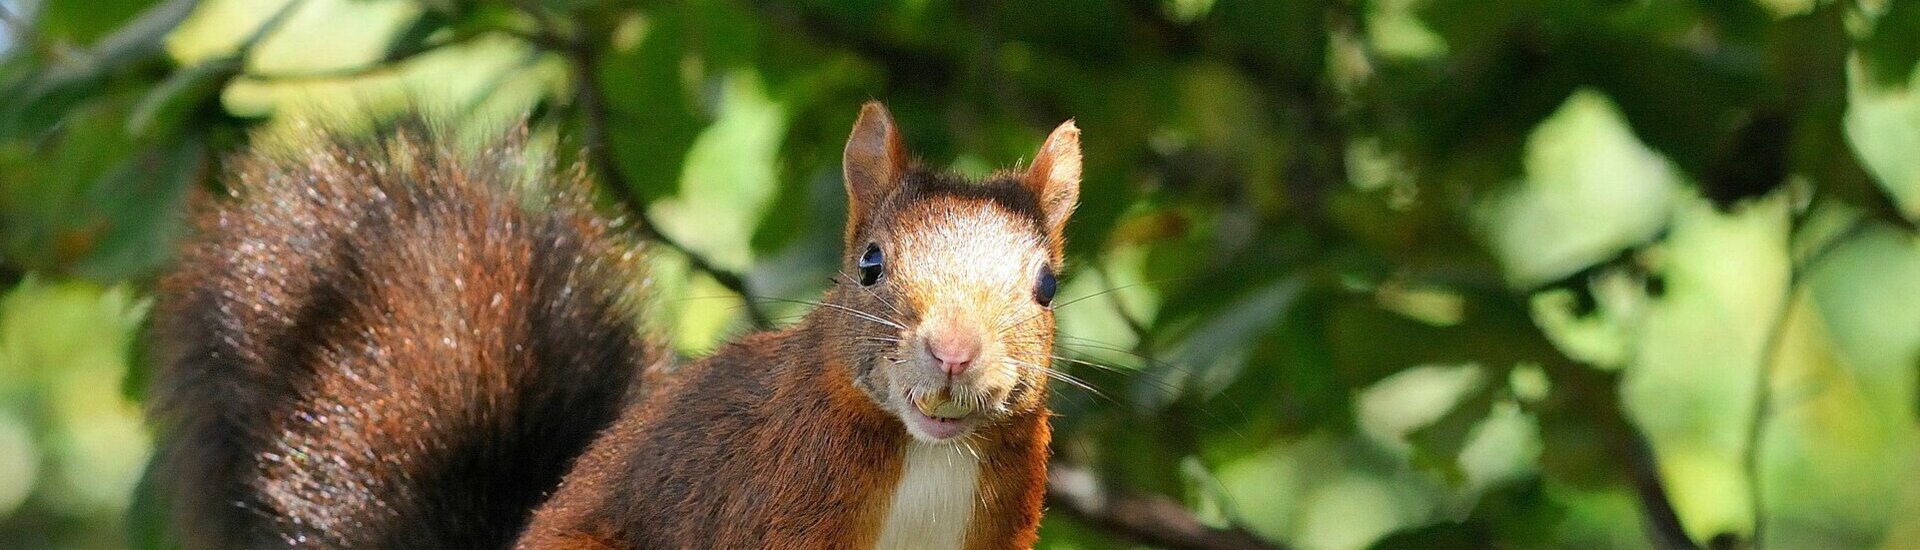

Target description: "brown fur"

left=149, top=125, right=654, bottom=549
left=520, top=103, right=1079, bottom=549
left=151, top=103, right=1079, bottom=549
left=516, top=325, right=907, bottom=548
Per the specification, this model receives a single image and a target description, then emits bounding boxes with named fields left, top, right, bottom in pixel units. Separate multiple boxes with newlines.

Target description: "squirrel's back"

left=148, top=125, right=655, bottom=549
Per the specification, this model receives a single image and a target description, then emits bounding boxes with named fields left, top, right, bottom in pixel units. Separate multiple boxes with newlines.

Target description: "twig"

left=241, top=28, right=493, bottom=83
left=0, top=2, right=52, bottom=59
left=547, top=24, right=774, bottom=329
left=1047, top=460, right=1289, bottom=550
left=1626, top=427, right=1704, bottom=550
left=0, top=2, right=27, bottom=40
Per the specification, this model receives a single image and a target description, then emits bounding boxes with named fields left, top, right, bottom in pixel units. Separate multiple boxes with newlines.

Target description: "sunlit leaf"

left=1357, top=363, right=1486, bottom=455
left=650, top=71, right=786, bottom=271
left=1622, top=193, right=1792, bottom=545
left=1455, top=400, right=1542, bottom=495
left=0, top=277, right=151, bottom=541
left=1843, top=57, right=1920, bottom=223
left=1476, top=89, right=1681, bottom=288
left=1755, top=224, right=1920, bottom=547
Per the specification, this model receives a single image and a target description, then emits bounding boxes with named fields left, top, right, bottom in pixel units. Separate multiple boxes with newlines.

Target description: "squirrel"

left=148, top=102, right=1083, bottom=549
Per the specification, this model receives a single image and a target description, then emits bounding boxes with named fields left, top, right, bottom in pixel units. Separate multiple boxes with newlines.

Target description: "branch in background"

left=0, top=1, right=57, bottom=60
left=0, top=2, right=21, bottom=30
left=0, top=2, right=31, bottom=44
left=543, top=26, right=775, bottom=329
left=242, top=29, right=497, bottom=83
left=1625, top=428, right=1705, bottom=550
left=1048, top=461, right=1290, bottom=550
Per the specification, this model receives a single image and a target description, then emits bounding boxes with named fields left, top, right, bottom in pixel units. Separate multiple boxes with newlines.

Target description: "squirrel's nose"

left=925, top=330, right=981, bottom=377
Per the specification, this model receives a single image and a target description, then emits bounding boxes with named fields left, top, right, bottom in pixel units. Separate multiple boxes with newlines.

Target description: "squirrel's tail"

left=148, top=123, right=656, bottom=549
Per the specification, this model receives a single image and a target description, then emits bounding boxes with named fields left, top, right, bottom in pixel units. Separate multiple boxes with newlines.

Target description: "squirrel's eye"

left=857, top=244, right=884, bottom=286
left=1035, top=268, right=1058, bottom=307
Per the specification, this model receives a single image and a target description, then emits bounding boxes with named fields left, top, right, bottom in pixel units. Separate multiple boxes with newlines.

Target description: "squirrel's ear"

left=844, top=101, right=906, bottom=234
left=1025, top=120, right=1081, bottom=241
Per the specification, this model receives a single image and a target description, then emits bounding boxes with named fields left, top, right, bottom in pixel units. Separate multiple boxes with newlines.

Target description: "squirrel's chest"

left=872, top=442, right=982, bottom=550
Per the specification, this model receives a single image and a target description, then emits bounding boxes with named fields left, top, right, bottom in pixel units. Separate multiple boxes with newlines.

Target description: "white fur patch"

left=874, top=441, right=980, bottom=550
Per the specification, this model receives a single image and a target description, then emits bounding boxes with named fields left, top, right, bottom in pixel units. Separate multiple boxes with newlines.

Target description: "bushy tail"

left=148, top=125, right=655, bottom=549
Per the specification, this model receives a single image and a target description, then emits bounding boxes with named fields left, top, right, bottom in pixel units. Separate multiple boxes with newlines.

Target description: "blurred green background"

left=1, top=0, right=1918, bottom=548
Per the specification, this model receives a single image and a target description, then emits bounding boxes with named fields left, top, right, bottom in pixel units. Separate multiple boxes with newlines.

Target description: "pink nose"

left=926, top=330, right=981, bottom=377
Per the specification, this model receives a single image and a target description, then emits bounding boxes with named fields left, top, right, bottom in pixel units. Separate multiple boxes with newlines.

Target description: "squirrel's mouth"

left=898, top=389, right=982, bottom=442
left=903, top=407, right=971, bottom=441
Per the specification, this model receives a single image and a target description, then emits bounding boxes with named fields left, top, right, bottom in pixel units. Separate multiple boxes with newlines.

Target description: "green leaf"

left=1621, top=193, right=1792, bottom=545
left=593, top=4, right=705, bottom=203
left=1475, top=89, right=1682, bottom=288
left=650, top=71, right=787, bottom=271
left=1146, top=276, right=1303, bottom=409
left=0, top=277, right=151, bottom=530
left=0, top=99, right=205, bottom=280
left=1856, top=0, right=1920, bottom=88
left=1755, top=224, right=1920, bottom=547
left=1843, top=57, right=1920, bottom=223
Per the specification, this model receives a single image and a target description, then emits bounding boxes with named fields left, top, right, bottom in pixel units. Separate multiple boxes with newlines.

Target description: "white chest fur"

left=873, top=441, right=981, bottom=550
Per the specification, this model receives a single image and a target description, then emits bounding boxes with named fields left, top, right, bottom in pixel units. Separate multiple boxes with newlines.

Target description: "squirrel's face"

left=847, top=193, right=1056, bottom=443
left=834, top=103, right=1080, bottom=444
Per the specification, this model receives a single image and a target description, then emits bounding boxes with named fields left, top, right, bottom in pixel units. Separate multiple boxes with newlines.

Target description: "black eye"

left=857, top=244, right=884, bottom=286
left=1035, top=268, right=1058, bottom=306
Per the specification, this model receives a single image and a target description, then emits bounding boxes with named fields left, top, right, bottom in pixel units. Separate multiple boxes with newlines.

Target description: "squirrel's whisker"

left=1044, top=370, right=1106, bottom=400
left=994, top=275, right=1202, bottom=338
left=1049, top=341, right=1219, bottom=402
left=838, top=268, right=909, bottom=321
left=1047, top=352, right=1191, bottom=400
left=1046, top=353, right=1127, bottom=374
left=1006, top=358, right=1107, bottom=400
left=750, top=296, right=905, bottom=330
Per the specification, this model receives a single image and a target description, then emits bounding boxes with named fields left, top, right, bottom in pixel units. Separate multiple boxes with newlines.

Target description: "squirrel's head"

left=830, top=102, right=1079, bottom=444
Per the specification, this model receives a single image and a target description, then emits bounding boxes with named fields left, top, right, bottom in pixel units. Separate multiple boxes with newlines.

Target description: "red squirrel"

left=149, top=102, right=1082, bottom=549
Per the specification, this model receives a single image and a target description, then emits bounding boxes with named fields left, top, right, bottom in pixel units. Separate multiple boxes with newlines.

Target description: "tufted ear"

left=843, top=101, right=906, bottom=239
left=1024, top=120, right=1081, bottom=243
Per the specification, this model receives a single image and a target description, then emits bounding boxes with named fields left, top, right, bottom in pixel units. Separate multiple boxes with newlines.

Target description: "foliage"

left=1, top=0, right=1917, bottom=548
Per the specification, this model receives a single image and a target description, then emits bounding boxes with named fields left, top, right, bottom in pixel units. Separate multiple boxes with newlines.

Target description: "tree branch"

left=0, top=1, right=58, bottom=60
left=549, top=26, right=774, bottom=329
left=1047, top=461, right=1290, bottom=550
left=240, top=28, right=499, bottom=83
left=1624, top=427, right=1705, bottom=550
